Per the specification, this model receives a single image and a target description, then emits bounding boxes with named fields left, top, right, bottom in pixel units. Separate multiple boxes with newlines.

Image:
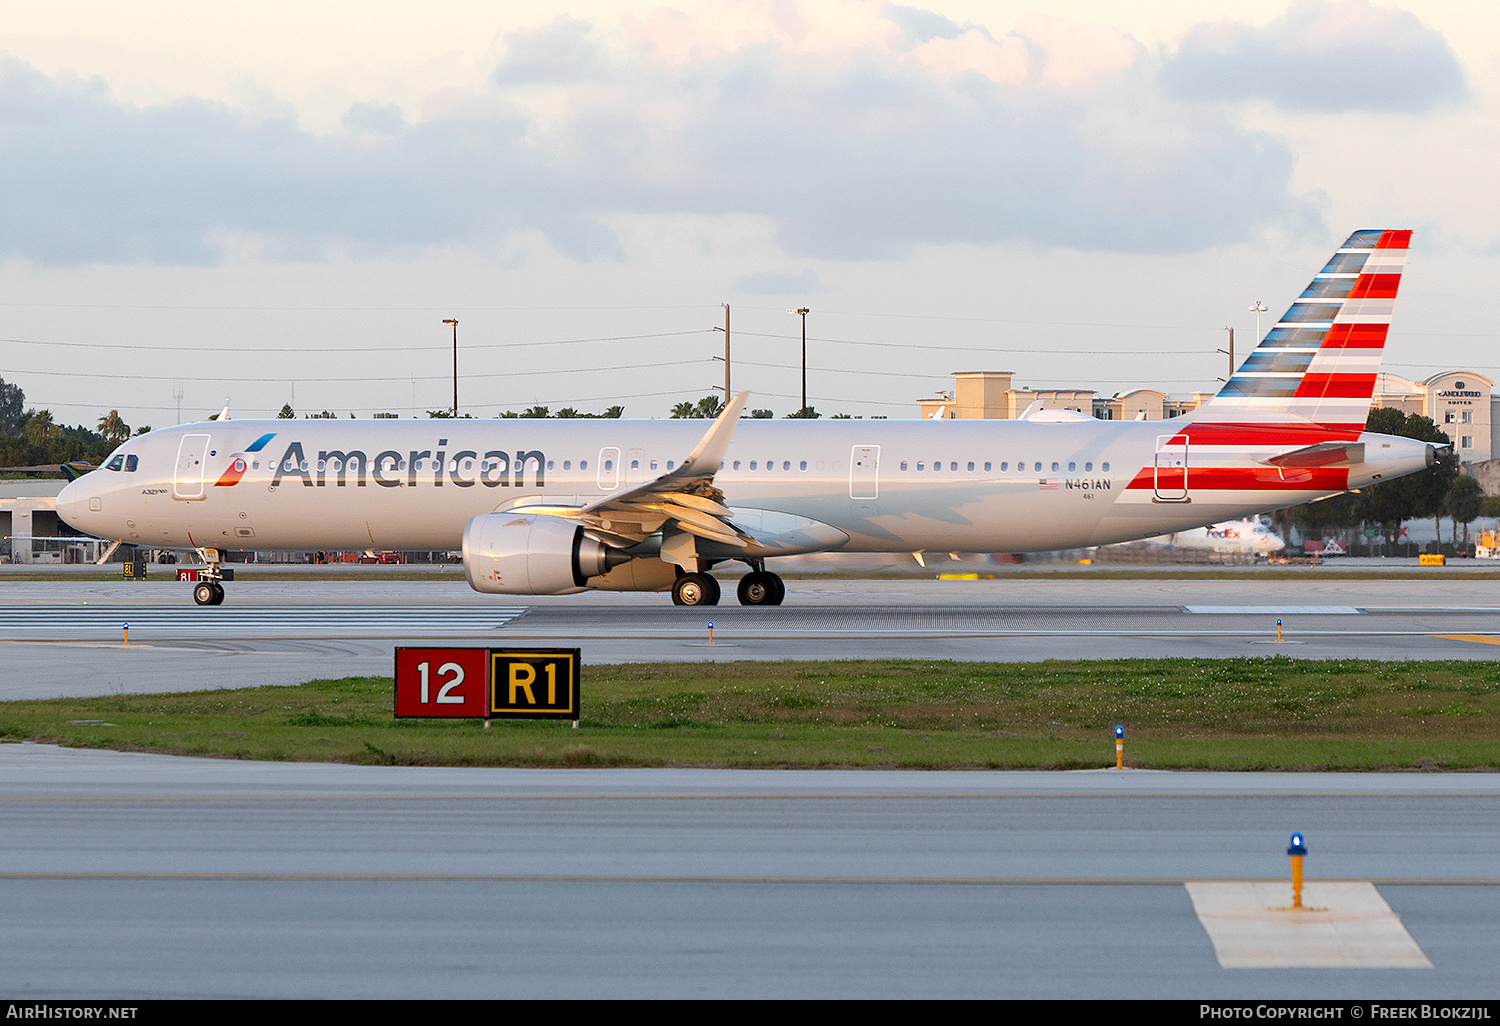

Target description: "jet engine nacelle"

left=462, top=513, right=624, bottom=595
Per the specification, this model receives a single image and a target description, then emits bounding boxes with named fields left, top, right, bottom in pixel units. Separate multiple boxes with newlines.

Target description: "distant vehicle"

left=1142, top=517, right=1286, bottom=557
left=1311, top=538, right=1348, bottom=557
left=56, top=229, right=1439, bottom=607
left=356, top=551, right=401, bottom=564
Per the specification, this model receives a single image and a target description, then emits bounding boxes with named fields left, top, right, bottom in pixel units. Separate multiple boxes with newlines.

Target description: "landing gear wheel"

left=672, top=572, right=721, bottom=606
left=737, top=571, right=785, bottom=606
left=209, top=582, right=225, bottom=605
left=193, top=582, right=216, bottom=606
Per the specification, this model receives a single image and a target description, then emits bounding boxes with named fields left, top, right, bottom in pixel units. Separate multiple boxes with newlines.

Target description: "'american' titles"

left=267, top=437, right=547, bottom=489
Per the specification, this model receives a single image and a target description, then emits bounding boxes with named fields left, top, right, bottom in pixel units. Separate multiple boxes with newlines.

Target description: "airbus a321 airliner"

left=57, top=229, right=1437, bottom=607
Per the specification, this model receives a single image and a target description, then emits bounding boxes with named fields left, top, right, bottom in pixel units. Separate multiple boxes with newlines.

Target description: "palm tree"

left=25, top=410, right=54, bottom=446
left=97, top=410, right=130, bottom=444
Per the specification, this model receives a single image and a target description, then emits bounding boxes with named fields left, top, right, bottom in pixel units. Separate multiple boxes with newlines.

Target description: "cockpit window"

left=124, top=455, right=138, bottom=472
left=105, top=455, right=124, bottom=471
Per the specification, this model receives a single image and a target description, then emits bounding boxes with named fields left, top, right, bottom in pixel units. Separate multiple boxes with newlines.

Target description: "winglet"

left=678, top=390, right=749, bottom=477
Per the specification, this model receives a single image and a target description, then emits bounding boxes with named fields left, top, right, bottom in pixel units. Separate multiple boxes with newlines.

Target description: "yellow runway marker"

left=1432, top=634, right=1500, bottom=646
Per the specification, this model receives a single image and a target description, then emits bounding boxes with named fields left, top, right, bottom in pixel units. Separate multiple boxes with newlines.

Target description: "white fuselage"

left=58, top=416, right=1430, bottom=566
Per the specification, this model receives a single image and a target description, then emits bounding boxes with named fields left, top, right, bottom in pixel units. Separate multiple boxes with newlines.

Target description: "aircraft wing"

left=511, top=391, right=754, bottom=550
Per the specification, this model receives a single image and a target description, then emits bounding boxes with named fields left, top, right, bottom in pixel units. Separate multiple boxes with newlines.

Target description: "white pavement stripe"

left=0, top=607, right=528, bottom=631
left=1184, top=606, right=1363, bottom=615
left=1185, top=882, right=1433, bottom=969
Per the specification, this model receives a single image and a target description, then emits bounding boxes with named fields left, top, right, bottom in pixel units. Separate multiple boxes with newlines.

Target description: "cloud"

left=492, top=17, right=610, bottom=86
left=0, top=3, right=1330, bottom=267
left=882, top=4, right=969, bottom=45
left=733, top=269, right=824, bottom=295
left=0, top=55, right=607, bottom=265
left=1161, top=0, right=1467, bottom=113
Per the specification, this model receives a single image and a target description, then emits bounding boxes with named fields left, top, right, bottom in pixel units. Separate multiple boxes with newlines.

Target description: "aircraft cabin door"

left=850, top=445, right=880, bottom=500
left=1153, top=435, right=1189, bottom=503
left=625, top=447, right=646, bottom=486
left=597, top=447, right=620, bottom=491
left=173, top=433, right=211, bottom=501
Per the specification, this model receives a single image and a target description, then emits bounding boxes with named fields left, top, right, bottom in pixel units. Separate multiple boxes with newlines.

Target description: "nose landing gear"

left=189, top=546, right=227, bottom=606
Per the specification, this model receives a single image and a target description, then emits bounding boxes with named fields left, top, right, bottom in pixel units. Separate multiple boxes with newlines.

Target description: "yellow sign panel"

left=488, top=649, right=581, bottom=719
left=1419, top=554, right=1446, bottom=566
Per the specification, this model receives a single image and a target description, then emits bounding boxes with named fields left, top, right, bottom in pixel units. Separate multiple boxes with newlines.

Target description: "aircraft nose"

left=55, top=477, right=91, bottom=532
left=56, top=478, right=80, bottom=527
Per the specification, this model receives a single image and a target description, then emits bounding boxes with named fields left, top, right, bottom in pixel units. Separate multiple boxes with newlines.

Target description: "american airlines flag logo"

left=1039, top=479, right=1058, bottom=490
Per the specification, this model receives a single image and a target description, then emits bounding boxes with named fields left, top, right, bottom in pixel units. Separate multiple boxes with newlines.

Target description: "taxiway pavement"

left=2, top=577, right=1500, bottom=699
left=5, top=578, right=1499, bottom=998
left=1, top=743, right=1496, bottom=999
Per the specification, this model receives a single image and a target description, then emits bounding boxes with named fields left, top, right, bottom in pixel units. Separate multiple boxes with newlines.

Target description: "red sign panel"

left=394, top=647, right=490, bottom=717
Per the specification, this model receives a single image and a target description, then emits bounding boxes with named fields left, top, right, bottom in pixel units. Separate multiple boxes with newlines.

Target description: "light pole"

left=1249, top=300, right=1268, bottom=343
left=442, top=318, right=458, bottom=416
left=713, top=303, right=731, bottom=401
left=788, top=307, right=809, bottom=416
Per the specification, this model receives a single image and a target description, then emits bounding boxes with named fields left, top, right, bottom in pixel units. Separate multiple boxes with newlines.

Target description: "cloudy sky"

left=1, top=0, right=1495, bottom=427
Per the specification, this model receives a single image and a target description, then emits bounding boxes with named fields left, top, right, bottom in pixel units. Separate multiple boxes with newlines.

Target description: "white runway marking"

left=1183, top=606, right=1363, bottom=615
left=0, top=606, right=529, bottom=633
left=1185, top=881, right=1433, bottom=968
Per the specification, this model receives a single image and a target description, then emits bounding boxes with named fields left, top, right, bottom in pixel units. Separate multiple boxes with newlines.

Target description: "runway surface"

left=3, top=576, right=1500, bottom=699
left=2, top=743, right=1498, bottom=999
left=5, top=577, right=1499, bottom=997
left=8, top=573, right=1500, bottom=996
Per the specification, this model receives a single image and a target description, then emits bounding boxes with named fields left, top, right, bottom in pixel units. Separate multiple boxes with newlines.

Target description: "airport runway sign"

left=489, top=648, right=581, bottom=719
left=394, top=646, right=581, bottom=720
left=393, top=647, right=489, bottom=717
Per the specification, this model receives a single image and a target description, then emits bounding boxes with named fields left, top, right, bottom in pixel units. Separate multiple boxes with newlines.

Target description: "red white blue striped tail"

left=1193, top=229, right=1410, bottom=435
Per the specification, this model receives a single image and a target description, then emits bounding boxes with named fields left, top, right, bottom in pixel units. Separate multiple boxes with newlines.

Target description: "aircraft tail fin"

left=1192, top=229, right=1411, bottom=433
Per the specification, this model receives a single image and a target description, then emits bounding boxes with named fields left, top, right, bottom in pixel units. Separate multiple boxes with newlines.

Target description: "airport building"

left=1369, top=372, right=1496, bottom=463
left=919, top=369, right=1500, bottom=473
left=917, top=372, right=1219, bottom=423
left=0, top=479, right=106, bottom=563
left=916, top=371, right=1095, bottom=420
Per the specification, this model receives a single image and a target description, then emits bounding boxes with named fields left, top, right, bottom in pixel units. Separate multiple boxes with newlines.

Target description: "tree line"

left=0, top=376, right=145, bottom=472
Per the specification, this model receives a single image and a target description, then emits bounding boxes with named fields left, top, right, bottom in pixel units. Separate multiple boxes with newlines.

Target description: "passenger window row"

left=896, top=460, right=1110, bottom=473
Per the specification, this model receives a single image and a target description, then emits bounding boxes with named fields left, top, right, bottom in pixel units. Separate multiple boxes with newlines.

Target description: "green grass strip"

left=2, top=657, right=1499, bottom=770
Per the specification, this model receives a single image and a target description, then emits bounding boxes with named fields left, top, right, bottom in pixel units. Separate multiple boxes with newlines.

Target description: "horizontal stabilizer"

left=1259, top=441, right=1366, bottom=469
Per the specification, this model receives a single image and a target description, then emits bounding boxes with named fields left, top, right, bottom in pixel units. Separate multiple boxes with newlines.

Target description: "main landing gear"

left=670, top=569, right=785, bottom=606
left=736, top=570, right=785, bottom=606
